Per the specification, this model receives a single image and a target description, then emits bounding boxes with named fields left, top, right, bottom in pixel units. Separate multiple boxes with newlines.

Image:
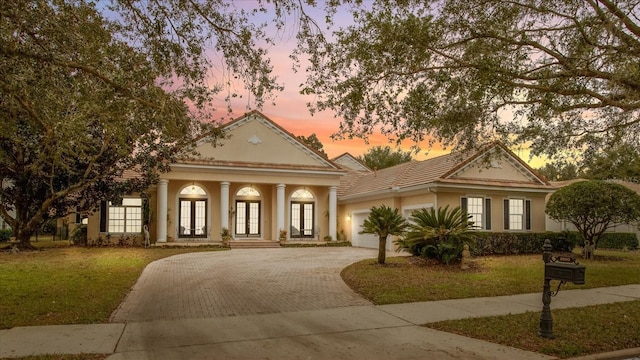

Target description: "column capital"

left=158, top=179, right=169, bottom=185
left=276, top=183, right=286, bottom=189
left=220, top=181, right=230, bottom=187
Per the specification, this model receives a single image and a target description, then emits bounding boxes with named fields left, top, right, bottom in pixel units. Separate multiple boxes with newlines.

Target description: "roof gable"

left=339, top=142, right=550, bottom=198
left=444, top=143, right=548, bottom=185
left=331, top=153, right=371, bottom=172
left=193, top=111, right=339, bottom=169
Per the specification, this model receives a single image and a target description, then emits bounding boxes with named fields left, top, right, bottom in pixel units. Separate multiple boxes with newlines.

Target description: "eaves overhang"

left=170, top=163, right=346, bottom=177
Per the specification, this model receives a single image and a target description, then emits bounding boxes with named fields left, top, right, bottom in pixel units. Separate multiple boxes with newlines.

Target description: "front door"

left=235, top=200, right=260, bottom=237
left=291, top=202, right=314, bottom=238
left=179, top=199, right=207, bottom=238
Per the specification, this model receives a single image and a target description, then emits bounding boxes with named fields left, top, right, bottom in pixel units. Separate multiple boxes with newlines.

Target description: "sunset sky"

left=207, top=2, right=545, bottom=167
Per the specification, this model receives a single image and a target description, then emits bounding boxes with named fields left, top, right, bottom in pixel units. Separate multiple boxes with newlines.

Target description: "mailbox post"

left=539, top=239, right=586, bottom=339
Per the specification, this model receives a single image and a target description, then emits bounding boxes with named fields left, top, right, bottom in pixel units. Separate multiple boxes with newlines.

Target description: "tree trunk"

left=378, top=236, right=387, bottom=264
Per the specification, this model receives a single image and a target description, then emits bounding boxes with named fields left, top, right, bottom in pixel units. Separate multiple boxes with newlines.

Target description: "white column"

left=157, top=179, right=168, bottom=243
left=220, top=182, right=230, bottom=230
left=329, top=186, right=337, bottom=241
left=276, top=184, right=286, bottom=235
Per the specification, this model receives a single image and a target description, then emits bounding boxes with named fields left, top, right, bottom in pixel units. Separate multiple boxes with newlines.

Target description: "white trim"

left=171, top=163, right=345, bottom=177
left=447, top=147, right=545, bottom=185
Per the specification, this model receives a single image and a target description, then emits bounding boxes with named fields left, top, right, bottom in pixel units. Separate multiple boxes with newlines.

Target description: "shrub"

left=397, top=206, right=473, bottom=264
left=469, top=231, right=579, bottom=256
left=597, top=233, right=638, bottom=250
left=0, top=229, right=13, bottom=242
left=70, top=224, right=88, bottom=245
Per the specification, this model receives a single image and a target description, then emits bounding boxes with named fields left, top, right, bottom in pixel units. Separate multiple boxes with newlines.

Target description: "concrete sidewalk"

left=1, top=285, right=638, bottom=359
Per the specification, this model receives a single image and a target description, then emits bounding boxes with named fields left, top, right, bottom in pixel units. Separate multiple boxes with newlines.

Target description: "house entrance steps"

left=228, top=240, right=281, bottom=249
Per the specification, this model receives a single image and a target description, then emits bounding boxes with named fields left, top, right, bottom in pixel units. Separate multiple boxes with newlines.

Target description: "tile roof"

left=339, top=143, right=551, bottom=198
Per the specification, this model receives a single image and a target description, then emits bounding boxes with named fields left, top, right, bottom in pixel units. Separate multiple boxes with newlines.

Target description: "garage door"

left=351, top=212, right=394, bottom=251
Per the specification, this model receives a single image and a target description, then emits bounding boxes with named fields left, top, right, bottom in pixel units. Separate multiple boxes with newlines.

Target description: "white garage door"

left=351, top=212, right=394, bottom=251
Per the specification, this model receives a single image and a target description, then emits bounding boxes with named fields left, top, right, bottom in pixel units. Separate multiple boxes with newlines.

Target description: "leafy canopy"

left=0, top=0, right=312, bottom=247
left=303, top=0, right=640, bottom=159
left=358, top=146, right=413, bottom=170
left=545, top=180, right=640, bottom=248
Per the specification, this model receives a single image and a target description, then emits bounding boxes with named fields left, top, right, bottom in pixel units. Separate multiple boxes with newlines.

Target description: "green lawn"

left=427, top=301, right=640, bottom=359
left=341, top=250, right=640, bottom=304
left=0, top=243, right=226, bottom=329
left=341, top=249, right=640, bottom=358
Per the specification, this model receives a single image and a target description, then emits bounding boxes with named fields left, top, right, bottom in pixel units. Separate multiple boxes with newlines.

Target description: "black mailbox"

left=545, top=262, right=586, bottom=285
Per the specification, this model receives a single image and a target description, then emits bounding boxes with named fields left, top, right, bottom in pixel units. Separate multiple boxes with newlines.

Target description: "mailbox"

left=545, top=262, right=586, bottom=285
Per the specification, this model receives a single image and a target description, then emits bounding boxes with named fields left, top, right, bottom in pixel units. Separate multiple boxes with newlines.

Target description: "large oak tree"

left=0, top=0, right=307, bottom=249
left=303, top=0, right=640, bottom=158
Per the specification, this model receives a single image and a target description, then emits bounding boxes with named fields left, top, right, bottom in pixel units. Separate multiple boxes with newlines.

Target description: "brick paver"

left=110, top=247, right=378, bottom=322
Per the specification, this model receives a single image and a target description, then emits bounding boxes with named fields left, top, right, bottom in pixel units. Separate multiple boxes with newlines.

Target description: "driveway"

left=110, top=247, right=378, bottom=322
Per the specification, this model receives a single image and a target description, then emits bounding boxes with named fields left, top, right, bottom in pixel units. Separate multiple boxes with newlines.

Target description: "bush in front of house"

left=70, top=224, right=88, bottom=246
left=0, top=229, right=13, bottom=242
left=596, top=233, right=638, bottom=250
left=469, top=231, right=579, bottom=256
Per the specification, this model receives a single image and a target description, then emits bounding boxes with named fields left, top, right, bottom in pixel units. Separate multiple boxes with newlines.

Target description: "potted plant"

left=279, top=228, right=287, bottom=243
left=220, top=227, right=231, bottom=245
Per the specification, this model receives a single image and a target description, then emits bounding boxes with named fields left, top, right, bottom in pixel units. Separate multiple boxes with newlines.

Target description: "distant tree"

left=360, top=205, right=407, bottom=264
left=546, top=181, right=640, bottom=259
left=582, top=143, right=640, bottom=183
left=396, top=206, right=474, bottom=264
left=297, top=133, right=327, bottom=158
left=358, top=146, right=413, bottom=170
left=536, top=161, right=583, bottom=182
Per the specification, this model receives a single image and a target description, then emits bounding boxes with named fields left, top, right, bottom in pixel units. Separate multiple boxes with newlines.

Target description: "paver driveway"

left=110, top=247, right=378, bottom=322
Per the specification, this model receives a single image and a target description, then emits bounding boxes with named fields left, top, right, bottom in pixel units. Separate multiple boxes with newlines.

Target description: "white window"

left=504, top=198, right=531, bottom=231
left=508, top=199, right=524, bottom=230
left=461, top=197, right=491, bottom=230
left=108, top=198, right=142, bottom=233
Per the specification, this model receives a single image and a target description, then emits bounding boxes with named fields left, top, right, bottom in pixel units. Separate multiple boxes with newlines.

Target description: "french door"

left=179, top=199, right=207, bottom=238
left=235, top=200, right=260, bottom=237
left=291, top=202, right=314, bottom=238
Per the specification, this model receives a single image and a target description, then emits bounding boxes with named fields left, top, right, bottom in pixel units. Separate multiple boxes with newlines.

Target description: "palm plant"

left=396, top=205, right=474, bottom=264
left=360, top=204, right=408, bottom=264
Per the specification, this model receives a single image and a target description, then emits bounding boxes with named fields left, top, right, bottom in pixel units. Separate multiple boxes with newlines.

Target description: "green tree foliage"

left=2, top=0, right=313, bottom=249
left=545, top=181, right=640, bottom=257
left=0, top=1, right=205, bottom=249
left=297, top=133, right=327, bottom=157
left=582, top=143, right=640, bottom=183
left=396, top=206, right=474, bottom=264
left=536, top=161, right=583, bottom=182
left=360, top=205, right=407, bottom=264
left=358, top=146, right=413, bottom=170
left=303, top=1, right=640, bottom=159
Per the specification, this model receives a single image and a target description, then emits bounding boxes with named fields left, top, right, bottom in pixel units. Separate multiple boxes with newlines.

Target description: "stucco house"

left=337, top=142, right=554, bottom=250
left=82, top=111, right=555, bottom=248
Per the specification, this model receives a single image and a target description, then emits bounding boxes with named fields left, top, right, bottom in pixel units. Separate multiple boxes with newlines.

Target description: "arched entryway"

left=178, top=184, right=208, bottom=239
left=235, top=186, right=261, bottom=238
left=290, top=188, right=316, bottom=239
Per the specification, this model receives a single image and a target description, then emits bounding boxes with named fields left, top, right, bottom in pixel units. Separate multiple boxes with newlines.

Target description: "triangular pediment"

left=193, top=111, right=338, bottom=169
left=445, top=144, right=547, bottom=185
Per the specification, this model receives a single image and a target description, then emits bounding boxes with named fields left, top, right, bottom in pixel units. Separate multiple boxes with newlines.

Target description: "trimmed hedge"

left=469, top=231, right=579, bottom=256
left=597, top=233, right=638, bottom=250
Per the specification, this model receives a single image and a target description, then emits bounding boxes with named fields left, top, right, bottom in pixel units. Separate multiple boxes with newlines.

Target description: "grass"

left=0, top=241, right=227, bottom=329
left=341, top=250, right=640, bottom=304
left=341, top=249, right=640, bottom=358
left=427, top=300, right=640, bottom=358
